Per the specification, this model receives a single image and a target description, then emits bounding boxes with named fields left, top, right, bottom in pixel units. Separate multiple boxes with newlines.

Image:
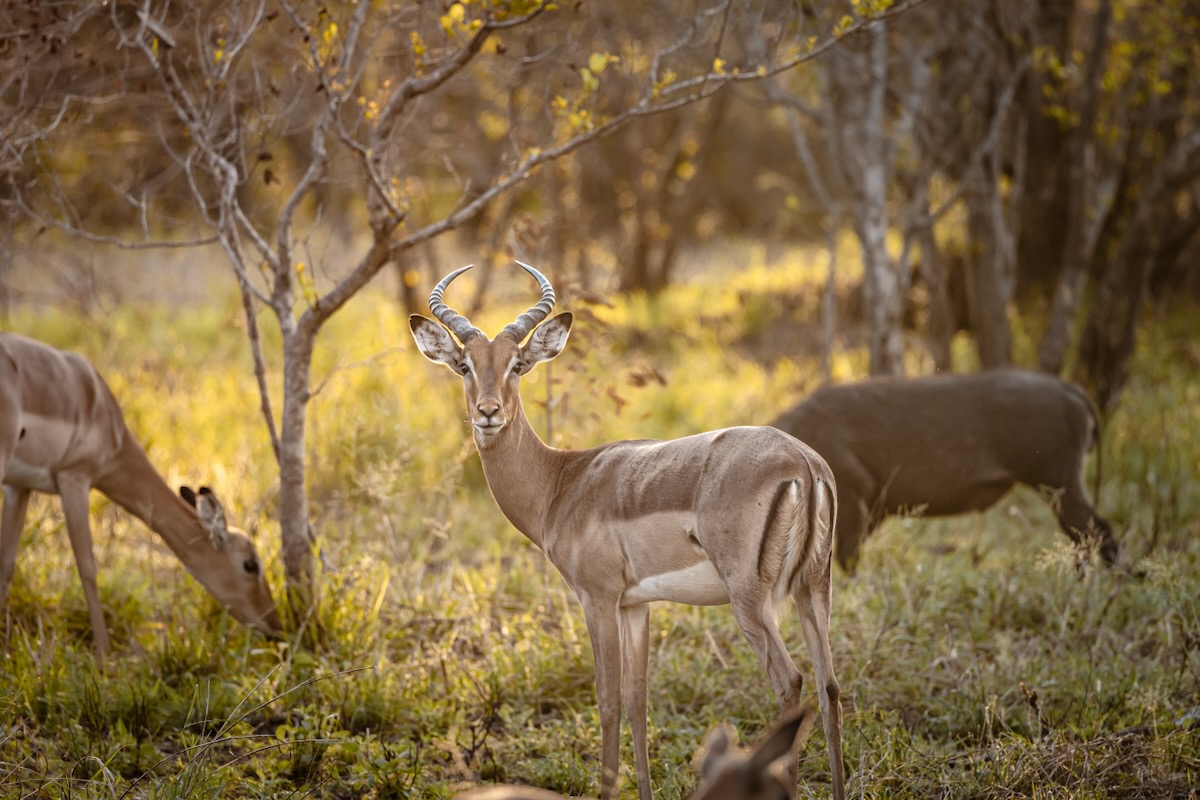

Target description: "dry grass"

left=0, top=251, right=1197, bottom=798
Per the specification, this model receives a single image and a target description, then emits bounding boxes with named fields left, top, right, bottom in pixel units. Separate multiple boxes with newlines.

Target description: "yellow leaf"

left=477, top=109, right=508, bottom=142
left=713, top=57, right=726, bottom=74
left=588, top=52, right=610, bottom=75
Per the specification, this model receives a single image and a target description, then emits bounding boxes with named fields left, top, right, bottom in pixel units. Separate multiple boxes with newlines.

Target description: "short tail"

left=769, top=462, right=835, bottom=609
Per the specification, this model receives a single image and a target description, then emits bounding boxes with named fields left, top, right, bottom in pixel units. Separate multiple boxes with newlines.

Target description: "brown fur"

left=412, top=263, right=845, bottom=800
left=771, top=369, right=1117, bottom=571
left=0, top=333, right=281, bottom=660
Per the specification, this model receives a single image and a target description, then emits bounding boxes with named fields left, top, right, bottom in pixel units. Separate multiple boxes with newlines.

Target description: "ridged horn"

left=429, top=265, right=482, bottom=343
left=502, top=261, right=557, bottom=343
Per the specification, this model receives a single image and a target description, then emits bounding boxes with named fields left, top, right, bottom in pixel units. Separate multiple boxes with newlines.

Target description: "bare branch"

left=9, top=193, right=219, bottom=250
left=237, top=278, right=283, bottom=464
left=374, top=4, right=550, bottom=132
left=276, top=112, right=334, bottom=282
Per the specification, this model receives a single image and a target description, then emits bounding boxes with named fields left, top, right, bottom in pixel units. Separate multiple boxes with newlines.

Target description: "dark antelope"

left=770, top=370, right=1117, bottom=571
left=410, top=263, right=845, bottom=800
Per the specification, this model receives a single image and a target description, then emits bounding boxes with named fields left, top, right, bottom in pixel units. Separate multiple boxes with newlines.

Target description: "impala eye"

left=243, top=558, right=260, bottom=575
left=512, top=362, right=525, bottom=375
left=457, top=362, right=471, bottom=376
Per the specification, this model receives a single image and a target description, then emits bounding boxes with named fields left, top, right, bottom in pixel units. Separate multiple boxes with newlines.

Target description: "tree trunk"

left=1037, top=0, right=1112, bottom=375
left=860, top=224, right=905, bottom=376
left=919, top=224, right=953, bottom=371
left=1076, top=213, right=1158, bottom=416
left=279, top=325, right=317, bottom=617
left=1014, top=0, right=1075, bottom=299
left=821, top=215, right=841, bottom=382
left=858, top=22, right=904, bottom=376
left=962, top=170, right=1013, bottom=369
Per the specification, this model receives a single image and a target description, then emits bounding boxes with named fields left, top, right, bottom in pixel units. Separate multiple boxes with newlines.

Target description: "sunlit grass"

left=1, top=251, right=1198, bottom=798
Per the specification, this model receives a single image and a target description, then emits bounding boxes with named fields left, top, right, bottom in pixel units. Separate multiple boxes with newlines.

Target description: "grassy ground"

left=0, top=253, right=1197, bottom=799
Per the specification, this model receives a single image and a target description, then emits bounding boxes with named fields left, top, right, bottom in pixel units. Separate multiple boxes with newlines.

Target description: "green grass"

left=1, top=256, right=1198, bottom=798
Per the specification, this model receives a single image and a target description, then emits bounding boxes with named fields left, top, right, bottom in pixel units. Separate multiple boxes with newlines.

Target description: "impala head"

left=691, top=699, right=819, bottom=800
left=409, top=262, right=572, bottom=449
left=179, top=485, right=283, bottom=635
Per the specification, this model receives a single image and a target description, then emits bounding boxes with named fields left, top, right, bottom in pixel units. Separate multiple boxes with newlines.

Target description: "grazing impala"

left=0, top=332, right=282, bottom=659
left=456, top=698, right=820, bottom=800
left=410, top=263, right=845, bottom=800
left=770, top=370, right=1117, bottom=571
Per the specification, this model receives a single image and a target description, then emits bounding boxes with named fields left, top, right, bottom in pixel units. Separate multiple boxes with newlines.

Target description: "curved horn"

left=429, top=264, right=482, bottom=343
left=502, top=261, right=557, bottom=343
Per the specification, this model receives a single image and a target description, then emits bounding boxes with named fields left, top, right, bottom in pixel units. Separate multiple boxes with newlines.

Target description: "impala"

left=410, top=263, right=845, bottom=800
left=456, top=698, right=820, bottom=800
left=0, top=332, right=282, bottom=659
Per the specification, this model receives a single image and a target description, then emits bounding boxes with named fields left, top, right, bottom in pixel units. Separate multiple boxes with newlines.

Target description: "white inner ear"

left=412, top=319, right=462, bottom=365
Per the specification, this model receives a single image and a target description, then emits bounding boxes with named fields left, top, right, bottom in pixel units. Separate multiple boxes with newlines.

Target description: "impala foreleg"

left=581, top=594, right=626, bottom=800
left=619, top=603, right=653, bottom=800
left=58, top=473, right=110, bottom=661
left=0, top=486, right=32, bottom=616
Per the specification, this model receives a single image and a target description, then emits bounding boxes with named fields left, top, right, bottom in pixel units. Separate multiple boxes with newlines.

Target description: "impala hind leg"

left=728, top=594, right=809, bottom=790
left=793, top=580, right=845, bottom=800
left=580, top=594, right=626, bottom=800
left=730, top=597, right=806, bottom=714
left=619, top=603, right=652, bottom=800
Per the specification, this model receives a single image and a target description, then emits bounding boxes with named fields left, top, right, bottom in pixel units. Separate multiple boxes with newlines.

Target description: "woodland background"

left=1, top=0, right=1198, bottom=797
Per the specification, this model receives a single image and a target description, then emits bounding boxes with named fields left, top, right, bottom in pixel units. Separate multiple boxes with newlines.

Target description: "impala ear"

left=697, top=723, right=737, bottom=780
left=195, top=486, right=230, bottom=549
left=522, top=312, right=572, bottom=366
left=410, top=314, right=463, bottom=368
left=179, top=485, right=198, bottom=508
left=746, top=703, right=815, bottom=772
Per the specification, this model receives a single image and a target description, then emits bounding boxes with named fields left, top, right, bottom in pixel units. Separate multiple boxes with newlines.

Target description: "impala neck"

left=94, top=427, right=214, bottom=570
left=475, top=397, right=563, bottom=551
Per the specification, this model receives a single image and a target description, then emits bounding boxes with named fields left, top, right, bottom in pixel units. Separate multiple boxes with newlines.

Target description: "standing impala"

left=0, top=332, right=282, bottom=660
left=410, top=263, right=845, bottom=800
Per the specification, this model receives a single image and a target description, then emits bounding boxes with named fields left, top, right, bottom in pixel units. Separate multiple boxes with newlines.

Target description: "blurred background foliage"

left=4, top=0, right=1198, bottom=396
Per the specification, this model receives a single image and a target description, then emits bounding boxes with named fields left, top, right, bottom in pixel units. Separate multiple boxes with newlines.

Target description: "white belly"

left=622, top=559, right=731, bottom=606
